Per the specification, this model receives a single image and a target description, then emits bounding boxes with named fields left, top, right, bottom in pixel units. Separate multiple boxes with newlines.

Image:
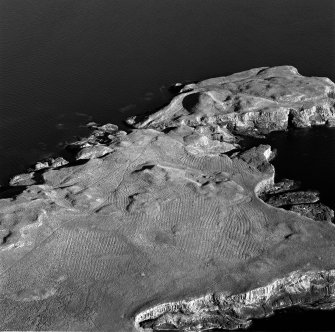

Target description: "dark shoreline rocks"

left=0, top=66, right=335, bottom=331
left=260, top=182, right=334, bottom=224
left=262, top=178, right=301, bottom=195
left=264, top=190, right=320, bottom=207
left=288, top=203, right=334, bottom=223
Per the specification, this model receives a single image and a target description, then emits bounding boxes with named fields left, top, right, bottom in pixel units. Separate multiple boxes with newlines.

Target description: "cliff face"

left=130, top=65, right=335, bottom=135
left=135, top=270, right=335, bottom=331
left=0, top=66, right=335, bottom=331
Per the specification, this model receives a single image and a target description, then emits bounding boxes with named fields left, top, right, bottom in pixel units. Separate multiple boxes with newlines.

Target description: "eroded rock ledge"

left=129, top=65, right=335, bottom=136
left=135, top=269, right=335, bottom=331
left=0, top=66, right=335, bottom=331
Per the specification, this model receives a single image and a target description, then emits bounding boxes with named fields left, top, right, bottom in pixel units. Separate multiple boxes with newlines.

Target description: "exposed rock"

left=98, top=123, right=119, bottom=133
left=51, top=157, right=69, bottom=168
left=9, top=172, right=36, bottom=186
left=131, top=66, right=335, bottom=134
left=35, top=157, right=69, bottom=170
left=237, top=144, right=274, bottom=173
left=67, top=123, right=120, bottom=152
left=86, top=122, right=118, bottom=133
left=326, top=118, right=335, bottom=127
left=135, top=270, right=335, bottom=331
left=34, top=161, right=49, bottom=171
left=166, top=124, right=239, bottom=155
left=289, top=105, right=335, bottom=128
left=265, top=191, right=320, bottom=207
left=263, top=178, right=301, bottom=195
left=0, top=66, right=335, bottom=331
left=75, top=144, right=114, bottom=160
left=289, top=203, right=334, bottom=223
left=86, top=121, right=98, bottom=128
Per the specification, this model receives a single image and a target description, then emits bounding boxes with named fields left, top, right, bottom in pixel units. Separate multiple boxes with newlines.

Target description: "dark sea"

left=0, top=0, right=334, bottom=330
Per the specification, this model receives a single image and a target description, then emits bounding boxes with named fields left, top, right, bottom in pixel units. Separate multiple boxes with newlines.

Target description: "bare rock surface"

left=264, top=190, right=320, bottom=207
left=0, top=66, right=335, bottom=331
left=262, top=178, right=301, bottom=195
left=259, top=178, right=334, bottom=224
left=130, top=65, right=335, bottom=135
left=288, top=203, right=334, bottom=223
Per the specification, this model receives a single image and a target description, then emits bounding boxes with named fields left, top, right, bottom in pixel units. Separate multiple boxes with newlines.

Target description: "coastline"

left=0, top=66, right=335, bottom=331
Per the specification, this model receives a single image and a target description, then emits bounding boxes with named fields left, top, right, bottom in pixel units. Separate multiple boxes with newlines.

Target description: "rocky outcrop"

left=288, top=203, right=334, bottom=223
left=130, top=65, right=335, bottom=136
left=66, top=122, right=126, bottom=160
left=264, top=190, right=320, bottom=207
left=236, top=144, right=274, bottom=173
left=34, top=157, right=69, bottom=171
left=261, top=178, right=300, bottom=196
left=259, top=179, right=334, bottom=223
left=135, top=269, right=335, bottom=331
left=0, top=66, right=335, bottom=331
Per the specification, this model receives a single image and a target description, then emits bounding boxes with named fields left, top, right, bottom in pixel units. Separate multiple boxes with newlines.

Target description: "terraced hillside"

left=0, top=66, right=335, bottom=331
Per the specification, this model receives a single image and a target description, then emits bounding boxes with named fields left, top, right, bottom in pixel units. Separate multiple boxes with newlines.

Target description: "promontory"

left=0, top=66, right=335, bottom=331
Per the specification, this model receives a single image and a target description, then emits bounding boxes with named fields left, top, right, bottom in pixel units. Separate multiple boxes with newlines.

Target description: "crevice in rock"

left=287, top=109, right=296, bottom=129
left=0, top=230, right=12, bottom=245
left=132, top=164, right=156, bottom=173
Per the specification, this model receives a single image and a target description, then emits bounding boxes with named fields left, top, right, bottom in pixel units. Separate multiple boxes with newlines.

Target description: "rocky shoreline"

left=0, top=66, right=335, bottom=331
left=135, top=269, right=335, bottom=331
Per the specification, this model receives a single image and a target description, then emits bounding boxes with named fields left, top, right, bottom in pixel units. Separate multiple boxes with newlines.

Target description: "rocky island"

left=0, top=66, right=335, bottom=331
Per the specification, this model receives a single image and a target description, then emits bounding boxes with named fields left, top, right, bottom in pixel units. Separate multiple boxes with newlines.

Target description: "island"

left=0, top=66, right=334, bottom=331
